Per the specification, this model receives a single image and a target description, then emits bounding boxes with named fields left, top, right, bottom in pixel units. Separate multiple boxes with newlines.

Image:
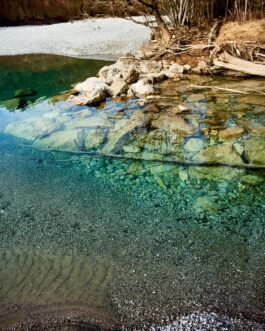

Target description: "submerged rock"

left=243, top=137, right=265, bottom=165
left=102, top=110, right=145, bottom=153
left=4, top=118, right=61, bottom=140
left=34, top=129, right=83, bottom=151
left=14, top=88, right=37, bottom=98
left=219, top=127, right=244, bottom=141
left=193, top=143, right=244, bottom=166
left=84, top=128, right=106, bottom=150
left=0, top=98, right=23, bottom=111
left=241, top=175, right=264, bottom=186
left=152, top=113, right=195, bottom=136
left=194, top=195, right=221, bottom=213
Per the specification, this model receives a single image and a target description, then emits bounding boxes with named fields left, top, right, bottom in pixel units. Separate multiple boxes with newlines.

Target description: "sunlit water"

left=0, top=55, right=265, bottom=330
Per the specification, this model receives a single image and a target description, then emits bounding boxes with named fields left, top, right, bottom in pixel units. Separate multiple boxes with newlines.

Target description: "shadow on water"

left=0, top=55, right=265, bottom=330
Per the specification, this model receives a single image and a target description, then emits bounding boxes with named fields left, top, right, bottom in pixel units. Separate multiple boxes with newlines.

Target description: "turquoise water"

left=0, top=55, right=265, bottom=330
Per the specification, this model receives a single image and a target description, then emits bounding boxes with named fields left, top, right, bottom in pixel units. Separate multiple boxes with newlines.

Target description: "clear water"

left=0, top=55, right=265, bottom=330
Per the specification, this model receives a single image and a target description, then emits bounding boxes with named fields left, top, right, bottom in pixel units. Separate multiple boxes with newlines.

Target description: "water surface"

left=0, top=55, right=265, bottom=330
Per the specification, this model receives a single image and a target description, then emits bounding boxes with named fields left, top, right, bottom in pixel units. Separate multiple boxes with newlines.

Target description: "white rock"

left=74, top=77, right=107, bottom=94
left=128, top=79, right=155, bottom=97
left=164, top=63, right=184, bottom=78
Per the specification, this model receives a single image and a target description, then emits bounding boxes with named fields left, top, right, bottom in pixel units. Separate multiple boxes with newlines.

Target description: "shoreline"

left=0, top=18, right=151, bottom=61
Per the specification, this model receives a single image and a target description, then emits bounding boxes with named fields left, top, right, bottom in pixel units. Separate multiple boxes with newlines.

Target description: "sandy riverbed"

left=0, top=18, right=151, bottom=60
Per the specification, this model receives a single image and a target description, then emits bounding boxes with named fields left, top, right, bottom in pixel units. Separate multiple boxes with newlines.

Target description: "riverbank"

left=0, top=18, right=151, bottom=60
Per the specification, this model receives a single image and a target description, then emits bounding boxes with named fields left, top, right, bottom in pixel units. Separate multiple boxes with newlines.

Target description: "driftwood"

left=214, top=51, right=265, bottom=77
left=14, top=144, right=265, bottom=170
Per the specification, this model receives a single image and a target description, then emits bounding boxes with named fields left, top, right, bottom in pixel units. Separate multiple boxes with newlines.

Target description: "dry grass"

left=217, top=19, right=265, bottom=44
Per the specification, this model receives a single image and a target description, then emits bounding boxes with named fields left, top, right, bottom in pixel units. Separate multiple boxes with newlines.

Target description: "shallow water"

left=0, top=55, right=265, bottom=330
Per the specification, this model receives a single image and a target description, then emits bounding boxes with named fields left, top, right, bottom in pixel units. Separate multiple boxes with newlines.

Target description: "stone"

left=233, top=143, right=244, bottom=156
left=128, top=79, right=155, bottom=97
left=34, top=129, right=83, bottom=151
left=193, top=143, right=244, bottom=166
left=106, top=78, right=128, bottom=97
left=243, top=137, right=265, bottom=165
left=123, top=145, right=141, bottom=154
left=4, top=117, right=61, bottom=140
left=183, top=138, right=205, bottom=155
left=179, top=170, right=189, bottom=181
left=187, top=94, right=206, bottom=103
left=249, top=125, right=265, bottom=137
left=152, top=114, right=195, bottom=136
left=84, top=128, right=106, bottom=150
left=126, top=161, right=144, bottom=174
left=189, top=166, right=245, bottom=181
left=164, top=63, right=184, bottom=78
left=102, top=110, right=145, bottom=153
left=140, top=60, right=163, bottom=74
left=240, top=175, right=264, bottom=186
left=141, top=72, right=166, bottom=84
left=14, top=88, right=37, bottom=98
left=70, top=77, right=108, bottom=105
left=219, top=127, right=244, bottom=140
left=66, top=115, right=112, bottom=129
left=194, top=195, right=221, bottom=213
left=0, top=98, right=23, bottom=111
left=172, top=104, right=190, bottom=114
left=124, top=68, right=140, bottom=84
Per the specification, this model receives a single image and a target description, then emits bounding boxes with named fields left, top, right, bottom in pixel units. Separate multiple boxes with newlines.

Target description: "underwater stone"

left=0, top=98, right=23, bottom=111
left=102, top=110, right=145, bottom=153
left=193, top=143, right=244, bottom=166
left=189, top=166, right=245, bottom=181
left=194, top=195, right=221, bottom=213
left=4, top=117, right=61, bottom=140
left=84, top=129, right=106, bottom=150
left=183, top=138, right=205, bottom=155
left=34, top=129, right=84, bottom=151
left=240, top=175, right=264, bottom=186
left=243, top=137, right=265, bottom=165
left=152, top=113, right=195, bottom=136
left=14, top=88, right=37, bottom=98
left=219, top=127, right=244, bottom=141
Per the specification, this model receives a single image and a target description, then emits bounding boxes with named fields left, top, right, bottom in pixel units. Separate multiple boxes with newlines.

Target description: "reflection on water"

left=0, top=55, right=265, bottom=329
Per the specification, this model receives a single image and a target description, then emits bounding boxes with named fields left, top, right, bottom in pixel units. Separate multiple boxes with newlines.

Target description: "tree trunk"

left=214, top=51, right=265, bottom=77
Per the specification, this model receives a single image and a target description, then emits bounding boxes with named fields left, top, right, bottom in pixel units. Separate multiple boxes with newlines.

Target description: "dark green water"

left=0, top=55, right=265, bottom=330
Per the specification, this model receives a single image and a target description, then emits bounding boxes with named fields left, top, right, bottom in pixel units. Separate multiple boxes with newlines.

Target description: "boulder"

left=71, top=77, right=108, bottom=105
left=194, top=195, right=221, bottom=213
left=183, top=138, right=205, bottom=155
left=219, top=127, right=244, bottom=141
left=240, top=175, right=264, bottom=186
left=152, top=114, right=195, bottom=136
left=4, top=117, right=61, bottom=141
left=66, top=115, right=112, bottom=130
left=164, top=63, right=184, bottom=78
left=106, top=78, right=129, bottom=97
left=14, top=88, right=37, bottom=98
left=140, top=61, right=163, bottom=74
left=243, top=137, right=265, bottom=164
left=193, top=143, right=244, bottom=166
left=128, top=79, right=155, bottom=97
left=189, top=166, right=245, bottom=181
left=102, top=110, right=145, bottom=153
left=141, top=72, right=166, bottom=84
left=84, top=128, right=106, bottom=150
left=34, top=129, right=83, bottom=151
left=0, top=98, right=23, bottom=111
left=124, top=68, right=140, bottom=84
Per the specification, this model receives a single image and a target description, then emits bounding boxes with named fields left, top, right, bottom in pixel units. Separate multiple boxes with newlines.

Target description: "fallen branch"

left=213, top=51, right=265, bottom=77
left=20, top=145, right=265, bottom=170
